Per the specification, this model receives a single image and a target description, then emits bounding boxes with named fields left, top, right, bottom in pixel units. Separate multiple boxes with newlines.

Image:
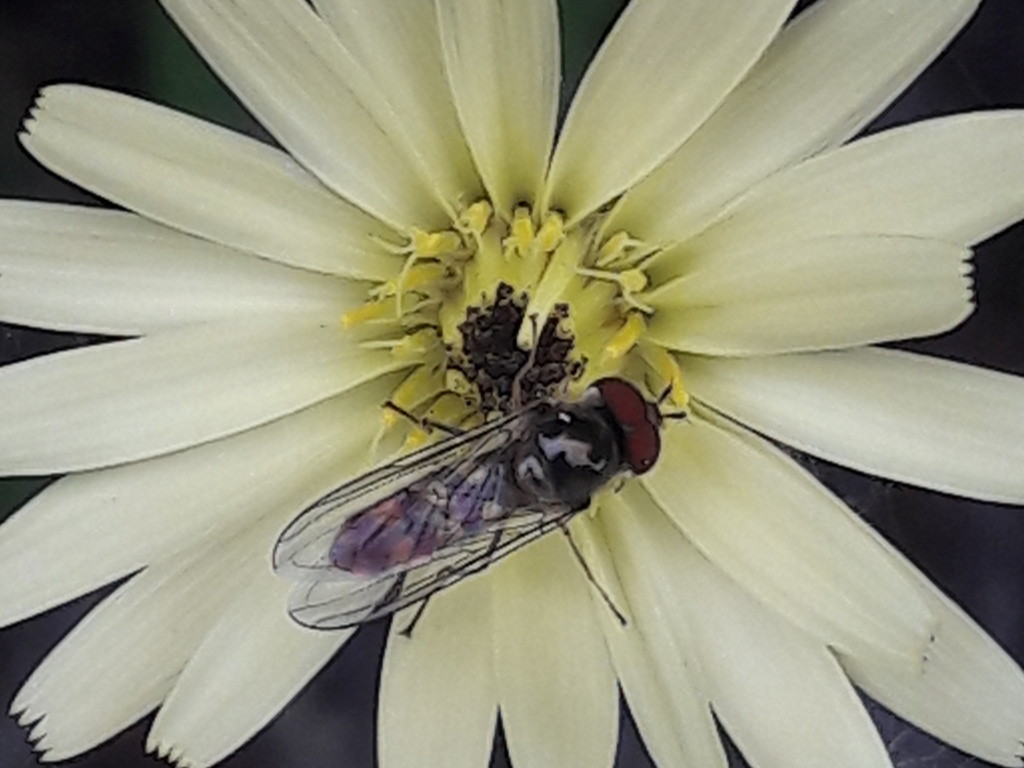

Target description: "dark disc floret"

left=449, top=281, right=584, bottom=413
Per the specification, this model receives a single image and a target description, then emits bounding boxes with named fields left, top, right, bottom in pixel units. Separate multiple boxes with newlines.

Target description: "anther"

left=576, top=266, right=654, bottom=313
left=604, top=313, right=647, bottom=360
left=342, top=299, right=395, bottom=329
left=518, top=234, right=583, bottom=347
left=410, top=228, right=462, bottom=258
left=595, top=230, right=659, bottom=269
left=509, top=206, right=536, bottom=255
left=458, top=199, right=494, bottom=237
left=537, top=211, right=565, bottom=253
left=361, top=329, right=439, bottom=360
left=639, top=343, right=690, bottom=408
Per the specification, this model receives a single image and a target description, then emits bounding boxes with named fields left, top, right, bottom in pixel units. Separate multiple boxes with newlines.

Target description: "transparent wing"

left=273, top=408, right=529, bottom=581
left=287, top=503, right=577, bottom=630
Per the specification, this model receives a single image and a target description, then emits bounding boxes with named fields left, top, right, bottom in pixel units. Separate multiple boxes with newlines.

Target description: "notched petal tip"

left=28, top=715, right=49, bottom=745
left=17, top=712, right=53, bottom=760
left=10, top=695, right=34, bottom=722
left=147, top=734, right=199, bottom=768
left=146, top=737, right=172, bottom=760
left=19, top=115, right=38, bottom=138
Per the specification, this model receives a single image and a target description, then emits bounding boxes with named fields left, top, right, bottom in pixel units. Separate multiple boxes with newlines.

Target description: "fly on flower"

left=274, top=377, right=666, bottom=633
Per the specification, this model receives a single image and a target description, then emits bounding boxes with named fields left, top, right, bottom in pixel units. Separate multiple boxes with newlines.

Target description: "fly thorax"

left=513, top=406, right=623, bottom=511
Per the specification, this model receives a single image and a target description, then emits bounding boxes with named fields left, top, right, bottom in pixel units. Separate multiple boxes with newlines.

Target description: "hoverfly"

left=273, top=377, right=667, bottom=633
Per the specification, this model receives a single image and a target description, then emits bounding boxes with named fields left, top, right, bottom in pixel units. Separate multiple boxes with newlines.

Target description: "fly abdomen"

left=330, top=493, right=440, bottom=576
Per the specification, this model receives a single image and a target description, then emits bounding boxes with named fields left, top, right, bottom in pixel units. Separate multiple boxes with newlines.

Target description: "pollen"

left=341, top=299, right=393, bottom=329
left=410, top=228, right=462, bottom=258
left=518, top=232, right=584, bottom=347
left=341, top=197, right=672, bottom=425
left=604, top=312, right=647, bottom=360
left=536, top=211, right=565, bottom=253
left=640, top=343, right=690, bottom=410
left=577, top=266, right=653, bottom=313
left=509, top=206, right=536, bottom=254
left=458, top=199, right=494, bottom=239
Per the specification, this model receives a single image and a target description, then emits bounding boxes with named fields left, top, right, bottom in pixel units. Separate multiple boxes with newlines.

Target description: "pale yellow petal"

left=312, top=0, right=483, bottom=210
left=644, top=415, right=935, bottom=665
left=379, top=577, right=497, bottom=768
left=607, top=484, right=892, bottom=768
left=647, top=236, right=973, bottom=355
left=841, top=561, right=1024, bottom=766
left=689, top=112, right=1024, bottom=253
left=0, top=320, right=408, bottom=474
left=492, top=535, right=618, bottom=768
left=22, top=85, right=399, bottom=279
left=588, top=502, right=728, bottom=768
left=159, top=0, right=446, bottom=229
left=545, top=0, right=795, bottom=222
left=680, top=348, right=1024, bottom=503
left=436, top=0, right=559, bottom=217
left=0, top=202, right=363, bottom=335
left=148, top=564, right=353, bottom=768
left=12, top=520, right=272, bottom=762
left=0, top=374, right=398, bottom=628
left=608, top=0, right=981, bottom=243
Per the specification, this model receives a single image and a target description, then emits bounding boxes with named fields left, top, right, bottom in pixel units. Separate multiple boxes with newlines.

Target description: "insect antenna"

left=559, top=523, right=628, bottom=628
left=653, top=383, right=689, bottom=422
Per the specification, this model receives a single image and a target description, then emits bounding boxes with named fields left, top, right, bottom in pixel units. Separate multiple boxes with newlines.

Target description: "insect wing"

left=287, top=503, right=577, bottom=630
left=274, top=409, right=523, bottom=578
left=381, top=505, right=578, bottom=613
left=274, top=409, right=533, bottom=628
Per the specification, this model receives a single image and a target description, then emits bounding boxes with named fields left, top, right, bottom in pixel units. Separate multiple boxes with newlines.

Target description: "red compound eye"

left=593, top=377, right=661, bottom=475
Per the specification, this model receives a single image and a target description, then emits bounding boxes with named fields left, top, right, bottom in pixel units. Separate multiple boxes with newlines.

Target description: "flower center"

left=343, top=200, right=689, bottom=446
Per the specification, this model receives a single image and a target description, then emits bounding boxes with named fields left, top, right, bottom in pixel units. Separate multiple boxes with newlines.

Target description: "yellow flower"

left=1, top=1, right=1024, bottom=767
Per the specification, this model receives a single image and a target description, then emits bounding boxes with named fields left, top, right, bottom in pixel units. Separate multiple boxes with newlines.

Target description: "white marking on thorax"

left=538, top=434, right=606, bottom=471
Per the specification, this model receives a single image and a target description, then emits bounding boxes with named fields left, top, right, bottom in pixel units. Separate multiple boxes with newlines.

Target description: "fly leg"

left=397, top=596, right=433, bottom=639
left=559, top=522, right=628, bottom=627
left=397, top=556, right=460, bottom=638
left=510, top=314, right=540, bottom=409
left=383, top=400, right=465, bottom=436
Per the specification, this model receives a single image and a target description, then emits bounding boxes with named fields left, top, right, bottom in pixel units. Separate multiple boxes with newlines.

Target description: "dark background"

left=0, top=1, right=1022, bottom=767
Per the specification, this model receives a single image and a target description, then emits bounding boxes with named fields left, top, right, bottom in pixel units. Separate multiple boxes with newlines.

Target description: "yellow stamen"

left=577, top=266, right=654, bottom=313
left=404, top=426, right=431, bottom=450
left=384, top=365, right=445, bottom=427
left=518, top=233, right=583, bottom=347
left=360, top=328, right=439, bottom=360
left=394, top=329, right=439, bottom=360
left=597, top=231, right=631, bottom=266
left=537, top=211, right=565, bottom=253
left=341, top=299, right=394, bottom=328
left=411, top=228, right=462, bottom=258
left=640, top=343, right=690, bottom=408
left=401, top=395, right=472, bottom=451
left=396, top=261, right=451, bottom=317
left=458, top=199, right=493, bottom=238
left=425, top=394, right=473, bottom=428
left=445, top=368, right=474, bottom=398
left=595, top=229, right=660, bottom=269
left=441, top=226, right=504, bottom=345
left=510, top=206, right=536, bottom=255
left=604, top=313, right=646, bottom=360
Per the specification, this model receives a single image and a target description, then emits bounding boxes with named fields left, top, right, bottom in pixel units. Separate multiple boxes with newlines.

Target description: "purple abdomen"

left=330, top=492, right=440, bottom=576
